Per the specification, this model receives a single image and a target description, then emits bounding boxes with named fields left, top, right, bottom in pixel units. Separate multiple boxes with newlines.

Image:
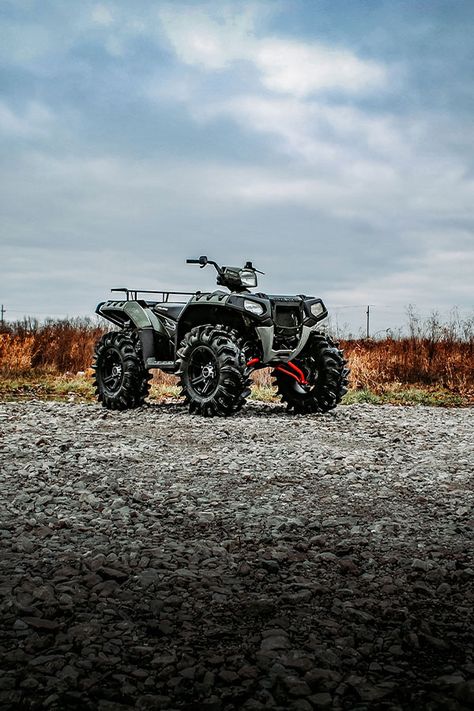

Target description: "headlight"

left=244, top=300, right=265, bottom=316
left=239, top=269, right=257, bottom=287
left=310, top=302, right=325, bottom=317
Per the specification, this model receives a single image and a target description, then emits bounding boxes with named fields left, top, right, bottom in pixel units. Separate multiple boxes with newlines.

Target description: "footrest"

left=146, top=359, right=176, bottom=370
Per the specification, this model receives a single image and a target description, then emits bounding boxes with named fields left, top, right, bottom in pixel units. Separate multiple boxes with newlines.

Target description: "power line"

left=6, top=309, right=74, bottom=316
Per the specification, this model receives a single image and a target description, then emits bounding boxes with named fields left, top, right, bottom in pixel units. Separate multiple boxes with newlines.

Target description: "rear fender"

left=96, top=300, right=166, bottom=361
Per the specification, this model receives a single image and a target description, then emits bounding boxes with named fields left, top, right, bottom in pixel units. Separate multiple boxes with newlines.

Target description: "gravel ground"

left=0, top=400, right=473, bottom=711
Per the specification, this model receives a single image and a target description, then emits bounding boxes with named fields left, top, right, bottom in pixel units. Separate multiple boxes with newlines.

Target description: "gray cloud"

left=1, top=0, right=473, bottom=333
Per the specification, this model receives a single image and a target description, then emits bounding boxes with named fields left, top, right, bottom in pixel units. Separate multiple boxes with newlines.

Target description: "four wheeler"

left=92, top=256, right=349, bottom=416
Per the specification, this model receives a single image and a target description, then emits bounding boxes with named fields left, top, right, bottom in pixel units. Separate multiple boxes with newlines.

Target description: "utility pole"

left=366, top=305, right=370, bottom=339
left=0, top=304, right=5, bottom=328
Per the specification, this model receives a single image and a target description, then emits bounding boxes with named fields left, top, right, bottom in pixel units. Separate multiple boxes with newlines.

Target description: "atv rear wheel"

left=92, top=331, right=151, bottom=410
left=273, top=333, right=349, bottom=414
left=177, top=325, right=250, bottom=417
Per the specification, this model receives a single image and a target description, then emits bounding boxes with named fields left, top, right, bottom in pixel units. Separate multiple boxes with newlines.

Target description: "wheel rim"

left=100, top=349, right=124, bottom=394
left=188, top=345, right=219, bottom=397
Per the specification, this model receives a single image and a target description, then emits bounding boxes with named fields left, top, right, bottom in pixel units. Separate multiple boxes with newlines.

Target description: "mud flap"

left=138, top=328, right=155, bottom=364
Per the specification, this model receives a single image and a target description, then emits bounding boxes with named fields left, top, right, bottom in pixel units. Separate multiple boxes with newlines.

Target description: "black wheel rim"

left=100, top=349, right=124, bottom=394
left=188, top=345, right=219, bottom=397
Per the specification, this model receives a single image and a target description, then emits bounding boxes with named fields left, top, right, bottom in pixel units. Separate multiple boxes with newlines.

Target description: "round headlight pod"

left=244, top=299, right=265, bottom=316
left=310, top=302, right=325, bottom=318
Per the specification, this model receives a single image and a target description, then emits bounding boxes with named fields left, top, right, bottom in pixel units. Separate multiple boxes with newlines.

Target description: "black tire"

left=92, top=331, right=151, bottom=410
left=273, top=333, right=349, bottom=414
left=177, top=325, right=250, bottom=417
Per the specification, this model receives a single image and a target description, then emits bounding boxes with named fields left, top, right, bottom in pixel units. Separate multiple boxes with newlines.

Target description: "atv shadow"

left=143, top=399, right=338, bottom=419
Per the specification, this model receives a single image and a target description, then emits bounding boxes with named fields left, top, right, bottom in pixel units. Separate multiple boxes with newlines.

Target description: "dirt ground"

left=0, top=401, right=473, bottom=710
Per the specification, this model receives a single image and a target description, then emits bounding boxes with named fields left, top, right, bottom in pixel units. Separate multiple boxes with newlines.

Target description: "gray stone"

left=260, top=635, right=290, bottom=652
left=455, top=680, right=474, bottom=705
left=308, top=693, right=332, bottom=708
left=1, top=400, right=473, bottom=711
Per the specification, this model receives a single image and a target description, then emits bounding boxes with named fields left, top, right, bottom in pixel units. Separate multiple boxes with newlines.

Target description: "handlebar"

left=186, top=256, right=223, bottom=273
left=186, top=255, right=262, bottom=291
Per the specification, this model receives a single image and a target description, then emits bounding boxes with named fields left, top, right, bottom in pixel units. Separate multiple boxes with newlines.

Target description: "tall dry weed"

left=341, top=338, right=473, bottom=396
left=0, top=318, right=105, bottom=375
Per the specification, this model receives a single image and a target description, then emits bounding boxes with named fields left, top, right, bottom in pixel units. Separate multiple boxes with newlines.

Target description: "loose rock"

left=0, top=401, right=472, bottom=709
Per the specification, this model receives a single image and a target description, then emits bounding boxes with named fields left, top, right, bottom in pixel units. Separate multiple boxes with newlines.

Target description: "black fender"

left=177, top=297, right=251, bottom=346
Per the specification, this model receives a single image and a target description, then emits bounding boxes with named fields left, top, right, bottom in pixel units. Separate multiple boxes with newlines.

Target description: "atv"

left=92, top=256, right=349, bottom=416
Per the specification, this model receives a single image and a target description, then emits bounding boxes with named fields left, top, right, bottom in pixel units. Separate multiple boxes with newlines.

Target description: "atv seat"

left=152, top=302, right=187, bottom=321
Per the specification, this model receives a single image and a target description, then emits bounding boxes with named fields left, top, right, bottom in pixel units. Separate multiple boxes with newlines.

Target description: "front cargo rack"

left=111, top=288, right=197, bottom=303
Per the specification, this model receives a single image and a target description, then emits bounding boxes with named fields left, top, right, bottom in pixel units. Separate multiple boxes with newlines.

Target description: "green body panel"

left=123, top=302, right=153, bottom=329
left=99, top=300, right=166, bottom=336
left=125, top=303, right=166, bottom=334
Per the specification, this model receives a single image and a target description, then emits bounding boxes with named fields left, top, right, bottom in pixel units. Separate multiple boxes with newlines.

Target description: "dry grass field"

left=0, top=315, right=472, bottom=406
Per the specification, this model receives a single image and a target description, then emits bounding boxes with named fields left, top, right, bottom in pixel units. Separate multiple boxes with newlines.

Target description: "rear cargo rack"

left=111, top=288, right=196, bottom=302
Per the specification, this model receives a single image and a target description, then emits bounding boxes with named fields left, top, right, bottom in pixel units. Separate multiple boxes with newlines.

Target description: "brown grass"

left=1, top=315, right=472, bottom=403
left=341, top=338, right=473, bottom=398
left=0, top=318, right=104, bottom=375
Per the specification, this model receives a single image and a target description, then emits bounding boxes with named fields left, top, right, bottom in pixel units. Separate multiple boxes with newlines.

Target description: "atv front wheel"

left=177, top=325, right=250, bottom=417
left=273, top=333, right=349, bottom=414
left=92, top=331, right=151, bottom=410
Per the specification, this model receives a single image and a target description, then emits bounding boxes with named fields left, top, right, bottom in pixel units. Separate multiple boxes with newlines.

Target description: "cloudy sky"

left=1, top=0, right=473, bottom=334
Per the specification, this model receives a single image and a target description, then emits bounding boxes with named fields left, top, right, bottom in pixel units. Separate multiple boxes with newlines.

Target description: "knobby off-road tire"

left=273, top=332, right=349, bottom=414
left=177, top=325, right=251, bottom=417
left=92, top=331, right=151, bottom=410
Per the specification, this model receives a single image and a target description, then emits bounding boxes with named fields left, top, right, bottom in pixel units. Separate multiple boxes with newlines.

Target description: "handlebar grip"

left=186, top=259, right=200, bottom=264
